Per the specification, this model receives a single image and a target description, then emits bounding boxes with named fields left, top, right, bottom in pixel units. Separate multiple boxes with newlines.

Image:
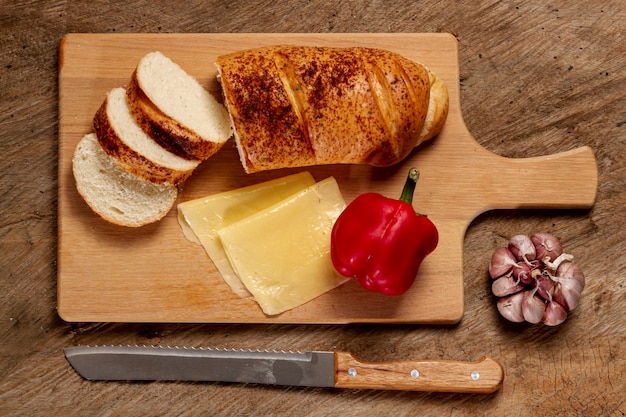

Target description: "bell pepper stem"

left=400, top=167, right=427, bottom=216
left=399, top=167, right=419, bottom=204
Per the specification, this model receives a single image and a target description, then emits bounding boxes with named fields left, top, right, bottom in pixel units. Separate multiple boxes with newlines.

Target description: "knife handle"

left=334, top=352, right=504, bottom=393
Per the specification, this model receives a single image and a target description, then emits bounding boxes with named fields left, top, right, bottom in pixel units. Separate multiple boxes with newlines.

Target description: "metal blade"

left=64, top=345, right=335, bottom=387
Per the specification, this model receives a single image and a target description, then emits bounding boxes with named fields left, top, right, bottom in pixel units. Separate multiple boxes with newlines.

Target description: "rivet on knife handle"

left=334, top=352, right=504, bottom=393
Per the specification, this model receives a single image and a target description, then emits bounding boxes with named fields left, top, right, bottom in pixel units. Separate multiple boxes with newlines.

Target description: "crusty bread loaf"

left=216, top=46, right=449, bottom=173
left=72, top=133, right=178, bottom=227
left=126, top=51, right=233, bottom=161
left=94, top=87, right=200, bottom=185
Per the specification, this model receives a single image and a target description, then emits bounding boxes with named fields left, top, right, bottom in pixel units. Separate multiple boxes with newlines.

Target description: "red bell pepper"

left=330, top=168, right=438, bottom=295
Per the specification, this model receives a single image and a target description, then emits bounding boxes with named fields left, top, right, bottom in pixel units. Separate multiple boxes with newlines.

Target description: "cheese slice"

left=218, top=177, right=348, bottom=315
left=177, top=171, right=316, bottom=297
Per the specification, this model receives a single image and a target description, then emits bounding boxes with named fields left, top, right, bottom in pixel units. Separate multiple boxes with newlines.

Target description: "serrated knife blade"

left=64, top=345, right=504, bottom=393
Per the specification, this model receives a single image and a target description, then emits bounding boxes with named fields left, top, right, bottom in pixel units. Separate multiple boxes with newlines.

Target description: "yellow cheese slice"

left=218, top=177, right=348, bottom=315
left=177, top=171, right=316, bottom=297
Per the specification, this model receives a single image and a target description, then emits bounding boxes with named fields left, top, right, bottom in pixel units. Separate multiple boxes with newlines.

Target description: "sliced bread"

left=127, top=51, right=233, bottom=160
left=72, top=133, right=178, bottom=227
left=94, top=87, right=200, bottom=185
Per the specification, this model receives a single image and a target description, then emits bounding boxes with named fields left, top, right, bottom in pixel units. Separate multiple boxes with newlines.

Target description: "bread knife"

left=64, top=345, right=503, bottom=393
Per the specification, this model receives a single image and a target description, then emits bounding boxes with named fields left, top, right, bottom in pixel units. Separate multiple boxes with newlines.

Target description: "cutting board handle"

left=462, top=144, right=598, bottom=214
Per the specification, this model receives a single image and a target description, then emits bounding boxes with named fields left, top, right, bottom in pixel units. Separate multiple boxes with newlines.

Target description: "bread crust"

left=126, top=71, right=225, bottom=161
left=420, top=71, right=449, bottom=142
left=216, top=46, right=448, bottom=173
left=93, top=95, right=197, bottom=185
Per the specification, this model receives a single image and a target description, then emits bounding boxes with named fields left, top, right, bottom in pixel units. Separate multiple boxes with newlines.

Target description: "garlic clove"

left=556, top=262, right=586, bottom=291
left=522, top=290, right=546, bottom=324
left=553, top=262, right=585, bottom=311
left=492, top=275, right=525, bottom=297
left=513, top=262, right=534, bottom=285
left=489, top=247, right=519, bottom=279
left=497, top=292, right=525, bottom=323
left=530, top=232, right=563, bottom=263
left=536, top=274, right=555, bottom=301
left=508, top=234, right=536, bottom=263
left=543, top=301, right=568, bottom=326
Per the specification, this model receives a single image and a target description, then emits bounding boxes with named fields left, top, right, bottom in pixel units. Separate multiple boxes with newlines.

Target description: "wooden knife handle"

left=334, top=352, right=504, bottom=393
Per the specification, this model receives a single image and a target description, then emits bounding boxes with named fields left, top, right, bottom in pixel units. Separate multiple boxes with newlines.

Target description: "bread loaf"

left=216, top=46, right=448, bottom=173
left=126, top=51, right=233, bottom=161
left=94, top=87, right=200, bottom=185
left=72, top=133, right=178, bottom=227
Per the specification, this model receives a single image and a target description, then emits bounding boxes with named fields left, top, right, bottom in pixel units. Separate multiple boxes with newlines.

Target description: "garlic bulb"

left=489, top=233, right=585, bottom=326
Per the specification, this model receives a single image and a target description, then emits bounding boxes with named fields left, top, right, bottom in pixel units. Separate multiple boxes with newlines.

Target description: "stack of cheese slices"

left=72, top=51, right=233, bottom=227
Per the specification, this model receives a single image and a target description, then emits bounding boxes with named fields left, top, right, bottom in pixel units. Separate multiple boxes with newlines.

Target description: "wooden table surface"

left=1, top=1, right=624, bottom=416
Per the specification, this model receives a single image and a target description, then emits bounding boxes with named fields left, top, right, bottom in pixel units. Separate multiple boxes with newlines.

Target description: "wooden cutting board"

left=57, top=33, right=597, bottom=324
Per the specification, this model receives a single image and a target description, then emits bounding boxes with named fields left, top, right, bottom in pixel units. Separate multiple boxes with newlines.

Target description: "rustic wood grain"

left=1, top=1, right=624, bottom=416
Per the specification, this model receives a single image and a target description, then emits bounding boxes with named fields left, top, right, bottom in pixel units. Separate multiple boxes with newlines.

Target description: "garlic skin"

left=489, top=233, right=585, bottom=326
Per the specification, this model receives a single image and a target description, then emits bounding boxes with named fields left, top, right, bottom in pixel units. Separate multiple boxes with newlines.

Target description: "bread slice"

left=127, top=51, right=233, bottom=160
left=72, top=133, right=178, bottom=227
left=94, top=87, right=200, bottom=185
